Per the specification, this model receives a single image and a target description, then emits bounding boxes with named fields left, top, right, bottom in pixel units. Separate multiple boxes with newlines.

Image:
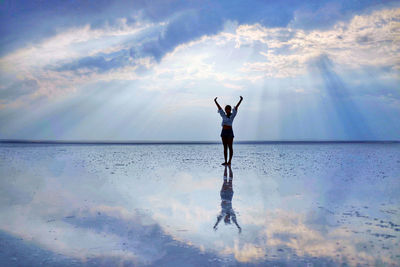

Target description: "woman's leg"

left=227, top=137, right=233, bottom=164
left=221, top=137, right=228, bottom=164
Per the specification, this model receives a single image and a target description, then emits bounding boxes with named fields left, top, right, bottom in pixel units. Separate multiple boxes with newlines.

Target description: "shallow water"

left=0, top=143, right=399, bottom=266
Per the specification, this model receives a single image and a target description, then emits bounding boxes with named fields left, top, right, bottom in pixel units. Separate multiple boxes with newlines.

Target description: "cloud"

left=223, top=83, right=244, bottom=90
left=0, top=3, right=399, bottom=144
left=221, top=209, right=398, bottom=265
left=55, top=52, right=133, bottom=73
left=0, top=0, right=175, bottom=55
left=0, top=79, right=39, bottom=103
left=48, top=9, right=224, bottom=73
left=139, top=10, right=224, bottom=62
left=238, top=8, right=400, bottom=78
left=1, top=144, right=399, bottom=264
left=0, top=20, right=158, bottom=73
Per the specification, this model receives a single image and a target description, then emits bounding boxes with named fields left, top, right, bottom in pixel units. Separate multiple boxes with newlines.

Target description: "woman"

left=214, top=96, right=243, bottom=165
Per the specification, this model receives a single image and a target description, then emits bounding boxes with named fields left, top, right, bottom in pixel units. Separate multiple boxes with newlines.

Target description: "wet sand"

left=0, top=143, right=399, bottom=266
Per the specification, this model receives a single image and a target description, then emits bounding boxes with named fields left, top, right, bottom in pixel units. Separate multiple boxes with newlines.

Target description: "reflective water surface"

left=0, top=143, right=399, bottom=266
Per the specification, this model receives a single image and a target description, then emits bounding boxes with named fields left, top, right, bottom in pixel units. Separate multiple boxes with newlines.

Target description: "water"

left=0, top=143, right=399, bottom=266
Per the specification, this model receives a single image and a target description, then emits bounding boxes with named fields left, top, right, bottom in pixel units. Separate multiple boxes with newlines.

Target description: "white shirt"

left=218, top=108, right=237, bottom=127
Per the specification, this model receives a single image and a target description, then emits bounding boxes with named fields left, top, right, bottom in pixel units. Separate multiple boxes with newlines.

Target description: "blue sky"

left=0, top=0, right=399, bottom=141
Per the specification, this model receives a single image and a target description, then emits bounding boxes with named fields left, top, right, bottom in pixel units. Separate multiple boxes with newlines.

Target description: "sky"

left=0, top=0, right=399, bottom=141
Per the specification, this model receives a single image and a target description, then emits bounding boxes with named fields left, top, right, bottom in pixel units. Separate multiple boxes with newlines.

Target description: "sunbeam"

left=1, top=2, right=400, bottom=266
left=313, top=54, right=373, bottom=140
left=1, top=2, right=399, bottom=141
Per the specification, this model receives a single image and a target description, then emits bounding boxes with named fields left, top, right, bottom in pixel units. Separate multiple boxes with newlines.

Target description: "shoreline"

left=1, top=140, right=399, bottom=145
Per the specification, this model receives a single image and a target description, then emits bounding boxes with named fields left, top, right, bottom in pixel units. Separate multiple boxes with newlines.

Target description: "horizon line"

left=0, top=139, right=399, bottom=145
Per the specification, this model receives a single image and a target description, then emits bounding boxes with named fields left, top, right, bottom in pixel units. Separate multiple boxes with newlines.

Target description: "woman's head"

left=224, top=214, right=231, bottom=224
left=225, top=105, right=232, bottom=114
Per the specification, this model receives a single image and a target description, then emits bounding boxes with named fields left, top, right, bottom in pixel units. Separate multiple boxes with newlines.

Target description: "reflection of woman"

left=213, top=165, right=241, bottom=233
left=214, top=96, right=243, bottom=165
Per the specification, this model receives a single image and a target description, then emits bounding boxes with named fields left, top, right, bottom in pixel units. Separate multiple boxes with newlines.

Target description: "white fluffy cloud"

left=0, top=7, right=398, bottom=108
left=235, top=8, right=400, bottom=77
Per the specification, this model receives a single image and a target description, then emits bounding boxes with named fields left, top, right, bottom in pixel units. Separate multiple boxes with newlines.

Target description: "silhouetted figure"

left=213, top=165, right=241, bottom=233
left=214, top=96, right=243, bottom=165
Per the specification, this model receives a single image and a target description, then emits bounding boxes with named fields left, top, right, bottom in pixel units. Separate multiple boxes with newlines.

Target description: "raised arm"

left=232, top=213, right=242, bottom=233
left=235, top=96, right=243, bottom=110
left=213, top=214, right=223, bottom=230
left=214, top=97, right=222, bottom=110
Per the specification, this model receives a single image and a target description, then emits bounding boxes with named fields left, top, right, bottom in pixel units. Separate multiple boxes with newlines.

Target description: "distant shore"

left=1, top=140, right=399, bottom=145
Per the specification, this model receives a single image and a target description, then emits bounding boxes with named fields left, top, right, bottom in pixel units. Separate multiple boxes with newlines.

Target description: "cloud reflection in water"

left=0, top=144, right=399, bottom=266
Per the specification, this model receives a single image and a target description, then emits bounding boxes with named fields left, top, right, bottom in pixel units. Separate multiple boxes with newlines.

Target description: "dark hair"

left=224, top=214, right=231, bottom=224
left=224, top=105, right=232, bottom=117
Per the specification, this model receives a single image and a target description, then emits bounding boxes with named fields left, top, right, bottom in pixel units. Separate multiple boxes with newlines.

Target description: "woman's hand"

left=235, top=96, right=243, bottom=110
left=214, top=97, right=222, bottom=110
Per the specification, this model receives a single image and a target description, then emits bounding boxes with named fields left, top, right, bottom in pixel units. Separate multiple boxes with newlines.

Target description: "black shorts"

left=220, top=128, right=234, bottom=138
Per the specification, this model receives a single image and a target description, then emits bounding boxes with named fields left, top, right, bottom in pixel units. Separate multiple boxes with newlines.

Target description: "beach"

left=0, top=143, right=399, bottom=266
